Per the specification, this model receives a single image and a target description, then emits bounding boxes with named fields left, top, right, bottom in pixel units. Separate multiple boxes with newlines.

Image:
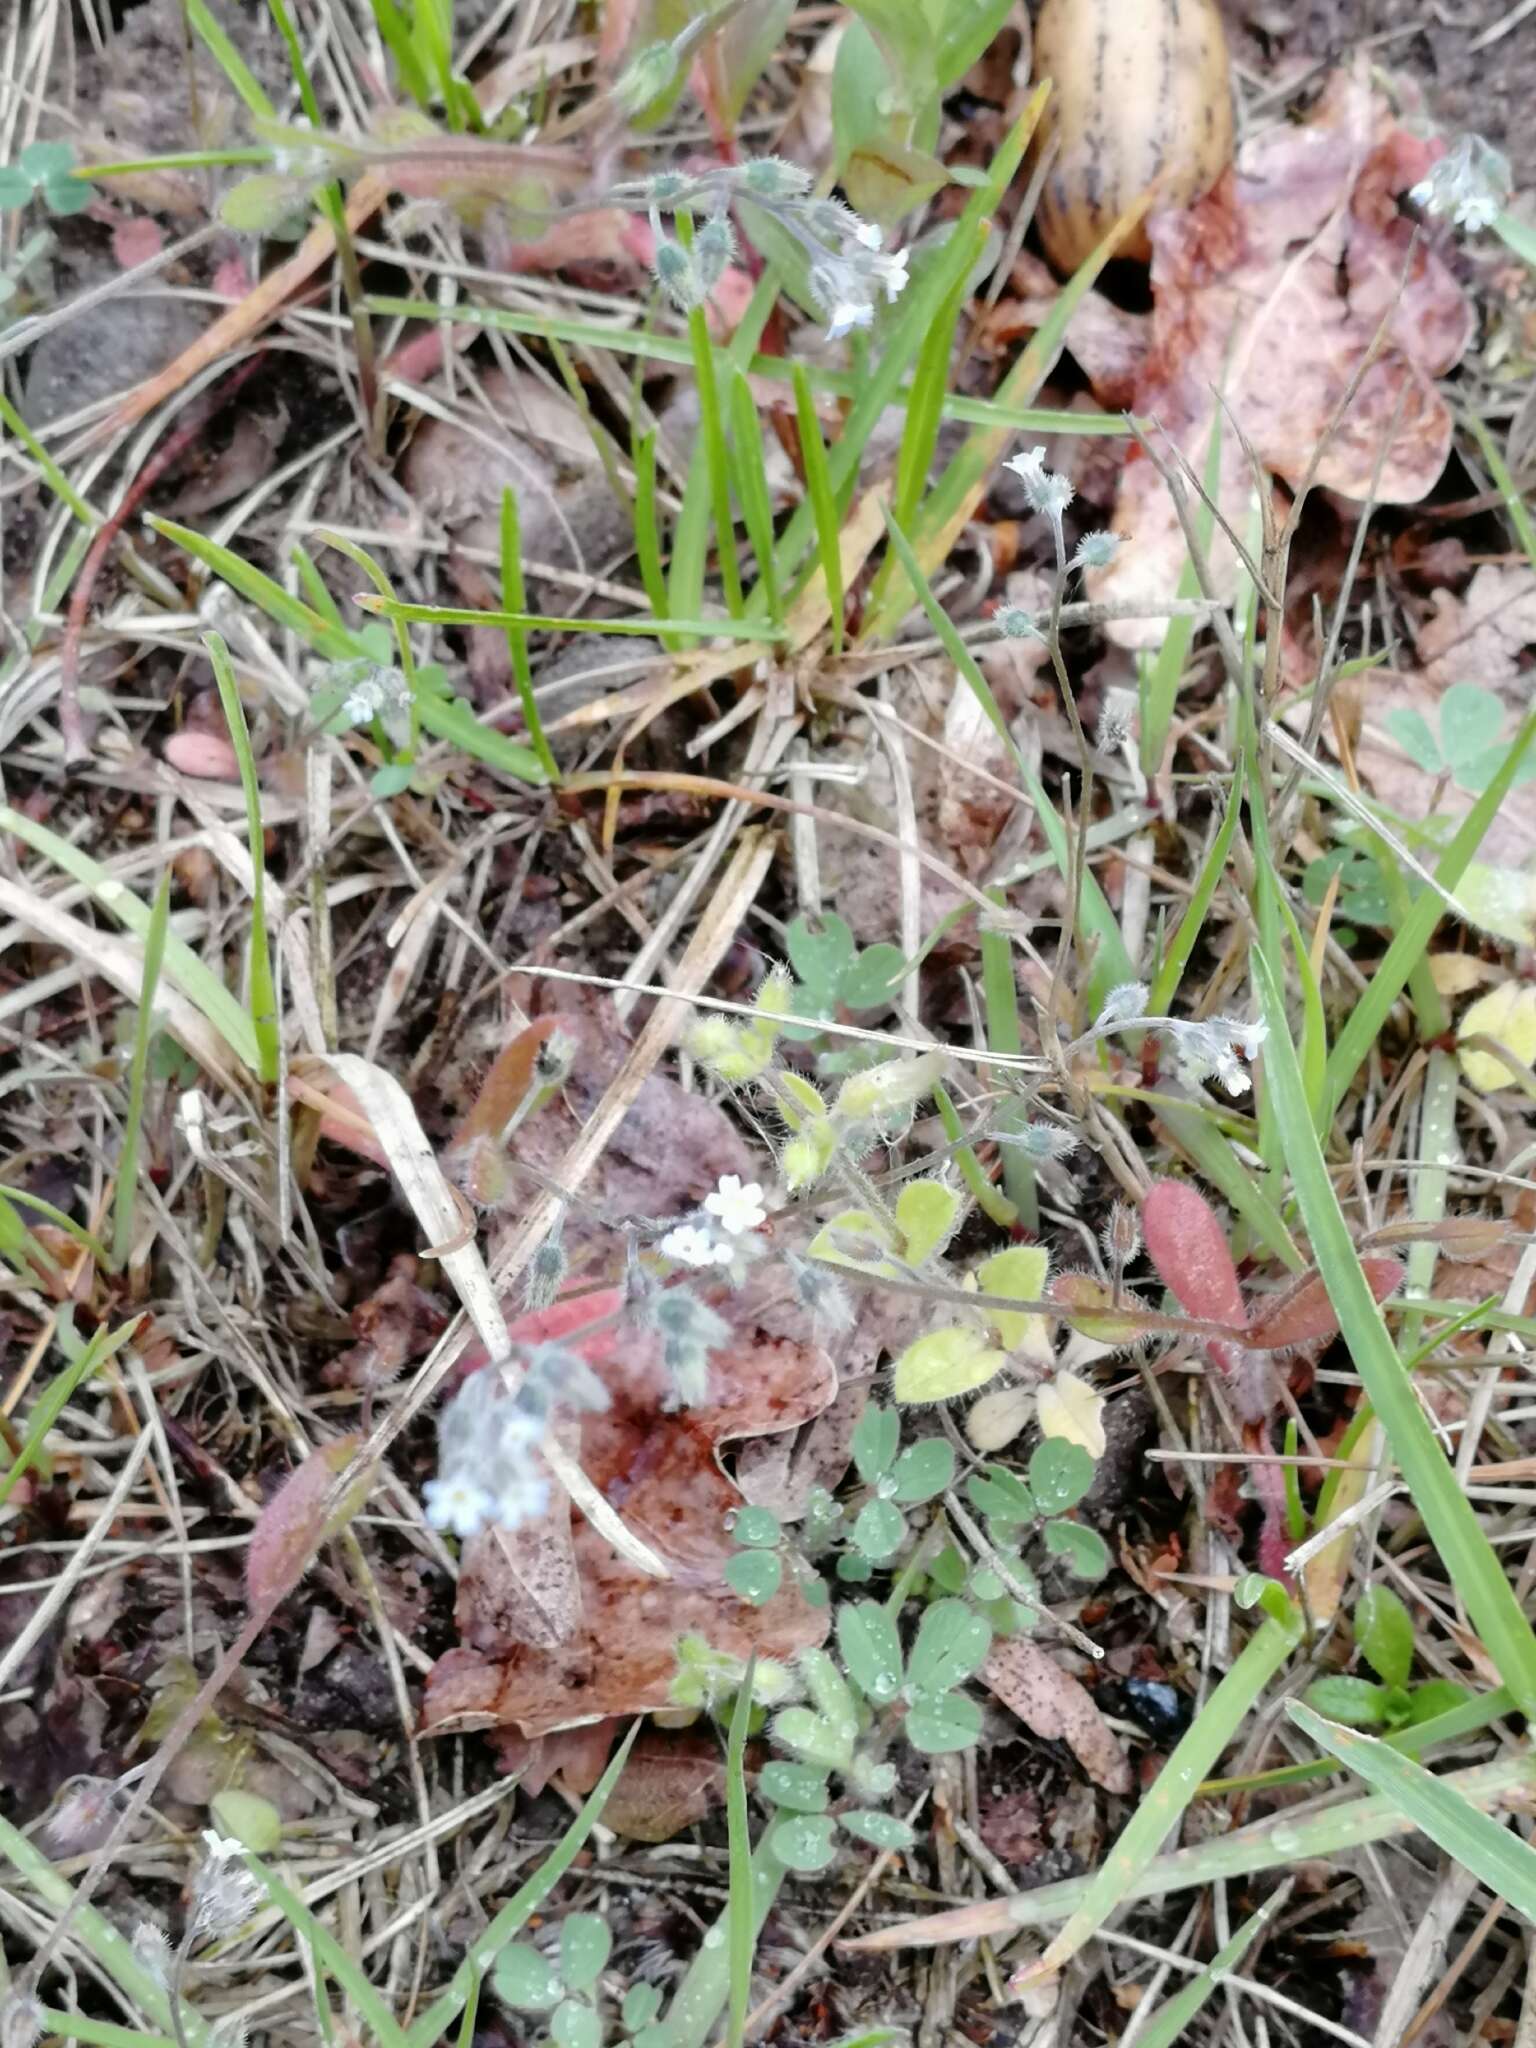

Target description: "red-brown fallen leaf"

left=1081, top=69, right=1474, bottom=647
left=322, top=1253, right=449, bottom=1391
left=1245, top=1258, right=1404, bottom=1351
left=982, top=1637, right=1132, bottom=1795
left=425, top=1289, right=835, bottom=1739
left=490, top=1718, right=623, bottom=1798
left=1141, top=1179, right=1246, bottom=1372
left=593, top=1728, right=726, bottom=1842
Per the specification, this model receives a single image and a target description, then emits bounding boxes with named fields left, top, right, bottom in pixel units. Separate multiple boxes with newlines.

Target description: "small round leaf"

left=1041, top=1517, right=1111, bottom=1581
left=493, top=1944, right=562, bottom=2011
left=725, top=1549, right=783, bottom=1605
left=760, top=1762, right=830, bottom=1813
left=733, top=1506, right=782, bottom=1549
left=851, top=1497, right=906, bottom=1562
left=851, top=1402, right=900, bottom=1483
left=559, top=1914, right=611, bottom=1994
left=1028, top=1437, right=1094, bottom=1514
left=905, top=1691, right=983, bottom=1753
left=623, top=1984, right=663, bottom=2031
left=839, top=1810, right=916, bottom=1850
left=907, top=1598, right=991, bottom=1694
left=1354, top=1585, right=1414, bottom=1691
left=769, top=1812, right=839, bottom=1873
left=1302, top=1676, right=1389, bottom=1727
left=890, top=1437, right=955, bottom=1505
left=837, top=1600, right=904, bottom=1704
left=552, top=1997, right=602, bottom=2048
left=209, top=1789, right=282, bottom=1855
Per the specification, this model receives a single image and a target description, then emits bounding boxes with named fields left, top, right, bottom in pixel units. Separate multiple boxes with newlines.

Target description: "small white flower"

left=853, top=220, right=884, bottom=250
left=1212, top=1047, right=1251, bottom=1095
left=201, top=1830, right=245, bottom=1863
left=1236, top=1018, right=1268, bottom=1060
left=826, top=298, right=874, bottom=341
left=1411, top=134, right=1511, bottom=233
left=660, top=1223, right=720, bottom=1268
left=422, top=1473, right=496, bottom=1539
left=869, top=249, right=908, bottom=302
left=1006, top=446, right=1048, bottom=492
left=495, top=1465, right=551, bottom=1529
left=704, top=1175, right=767, bottom=1235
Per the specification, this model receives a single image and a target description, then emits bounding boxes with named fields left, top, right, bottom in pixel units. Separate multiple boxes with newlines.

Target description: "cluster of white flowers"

left=659, top=1174, right=767, bottom=1269
left=620, top=158, right=908, bottom=340
left=423, top=1343, right=609, bottom=1541
left=1006, top=445, right=1075, bottom=525
left=1411, top=133, right=1511, bottom=233
left=1092, top=982, right=1267, bottom=1096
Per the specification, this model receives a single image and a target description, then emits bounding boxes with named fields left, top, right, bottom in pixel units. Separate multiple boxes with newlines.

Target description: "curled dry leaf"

left=1074, top=69, right=1474, bottom=647
left=425, top=1289, right=835, bottom=1738
left=982, top=1637, right=1132, bottom=1795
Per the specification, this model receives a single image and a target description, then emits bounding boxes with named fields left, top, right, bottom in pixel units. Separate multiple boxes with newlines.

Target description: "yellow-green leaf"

left=892, top=1326, right=1005, bottom=1405
left=1036, top=1372, right=1107, bottom=1459
left=976, top=1246, right=1051, bottom=1356
left=1458, top=980, right=1536, bottom=1092
left=896, top=1178, right=961, bottom=1266
left=807, top=1207, right=899, bottom=1276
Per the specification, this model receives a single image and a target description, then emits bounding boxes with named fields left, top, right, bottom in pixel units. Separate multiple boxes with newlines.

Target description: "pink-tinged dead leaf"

left=247, top=1437, right=371, bottom=1610
left=163, top=731, right=240, bottom=781
left=1141, top=1179, right=1246, bottom=1371
left=1245, top=1259, right=1404, bottom=1351
left=426, top=1289, right=835, bottom=1738
left=111, top=215, right=164, bottom=271
left=982, top=1637, right=1132, bottom=1795
left=1081, top=69, right=1473, bottom=647
left=1416, top=564, right=1536, bottom=694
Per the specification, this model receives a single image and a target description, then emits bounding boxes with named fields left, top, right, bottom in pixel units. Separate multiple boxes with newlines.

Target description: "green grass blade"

left=243, top=1852, right=412, bottom=2048
left=728, top=367, right=781, bottom=626
left=792, top=364, right=843, bottom=654
left=0, top=1317, right=139, bottom=1510
left=152, top=519, right=547, bottom=784
left=725, top=1661, right=757, bottom=2048
left=1133, top=1889, right=1282, bottom=2048
left=368, top=0, right=435, bottom=109
left=632, top=427, right=677, bottom=647
left=677, top=228, right=743, bottom=622
left=881, top=508, right=1134, bottom=1001
left=1017, top=1613, right=1300, bottom=1987
left=0, top=1189, right=61, bottom=1286
left=207, top=634, right=279, bottom=1084
left=406, top=1722, right=640, bottom=2048
left=151, top=517, right=355, bottom=658
left=364, top=296, right=1119, bottom=440
left=1252, top=901, right=1536, bottom=1714
left=1290, top=1700, right=1536, bottom=1913
left=112, top=870, right=171, bottom=1271
left=185, top=0, right=276, bottom=116
left=0, top=1183, right=107, bottom=1265
left=0, top=390, right=98, bottom=530
left=0, top=802, right=261, bottom=1071
left=498, top=488, right=560, bottom=785
left=1275, top=887, right=1327, bottom=1136
left=1140, top=411, right=1221, bottom=775
left=1203, top=1683, right=1515, bottom=1798
left=1463, top=408, right=1536, bottom=567
left=1148, top=761, right=1244, bottom=1015
left=356, top=595, right=773, bottom=641
left=1322, top=713, right=1536, bottom=1121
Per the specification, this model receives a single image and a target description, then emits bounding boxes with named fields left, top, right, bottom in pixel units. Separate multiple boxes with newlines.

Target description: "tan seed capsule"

left=1032, top=0, right=1234, bottom=272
